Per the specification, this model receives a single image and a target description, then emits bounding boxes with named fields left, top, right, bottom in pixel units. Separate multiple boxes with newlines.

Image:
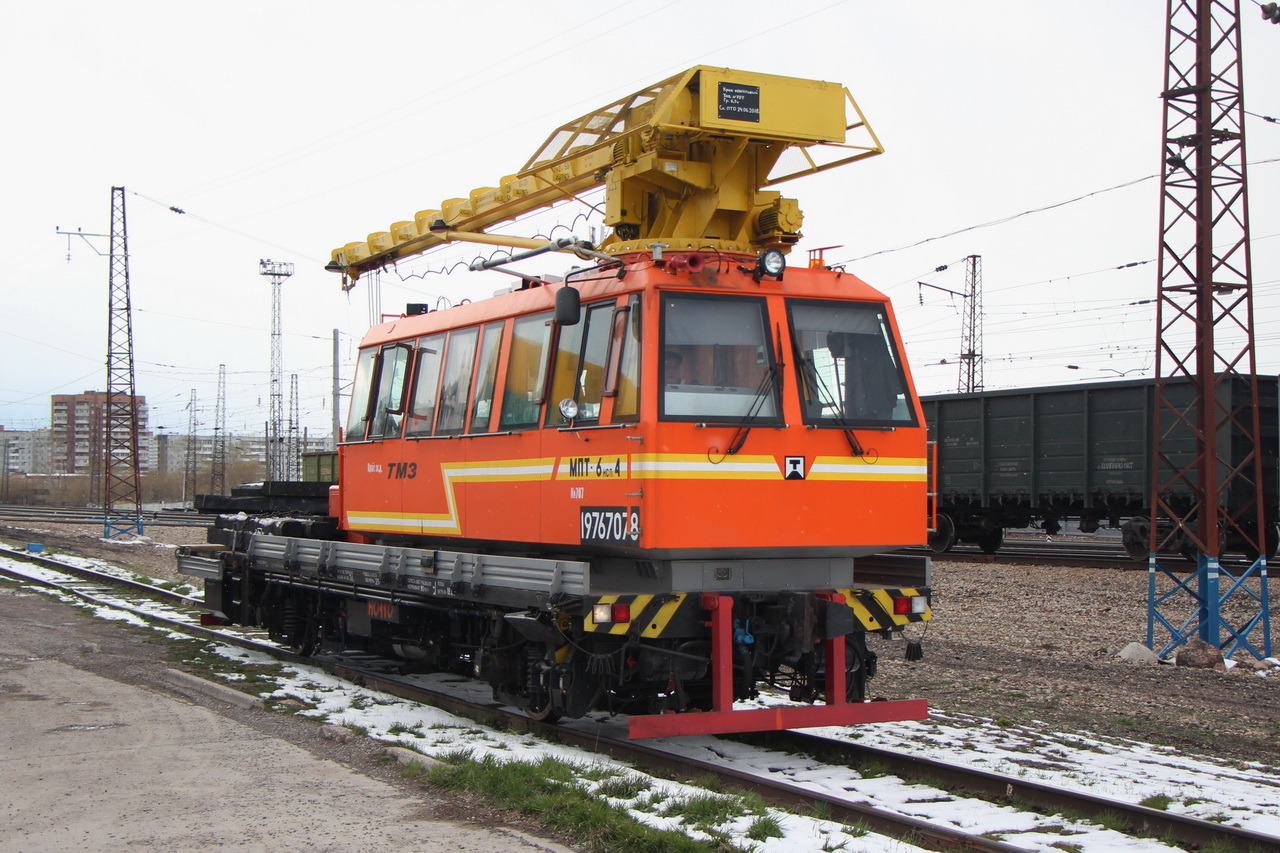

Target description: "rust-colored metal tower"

left=1149, top=0, right=1270, bottom=658
left=104, top=187, right=144, bottom=539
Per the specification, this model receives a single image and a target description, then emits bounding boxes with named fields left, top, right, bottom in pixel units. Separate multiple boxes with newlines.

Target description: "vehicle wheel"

left=975, top=528, right=1004, bottom=554
left=928, top=514, right=957, bottom=553
left=1121, top=517, right=1149, bottom=561
left=524, top=696, right=560, bottom=722
left=524, top=654, right=564, bottom=723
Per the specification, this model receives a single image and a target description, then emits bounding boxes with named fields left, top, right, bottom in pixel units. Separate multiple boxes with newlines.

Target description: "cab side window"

left=546, top=301, right=614, bottom=427
left=345, top=347, right=378, bottom=441
left=368, top=343, right=412, bottom=440
left=500, top=312, right=552, bottom=429
left=469, top=322, right=504, bottom=433
left=607, top=295, right=641, bottom=421
left=406, top=334, right=445, bottom=438
left=436, top=327, right=480, bottom=435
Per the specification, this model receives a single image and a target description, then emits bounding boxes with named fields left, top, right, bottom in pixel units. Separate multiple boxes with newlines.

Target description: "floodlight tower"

left=104, top=187, right=144, bottom=539
left=259, top=259, right=294, bottom=481
left=1149, top=0, right=1270, bottom=659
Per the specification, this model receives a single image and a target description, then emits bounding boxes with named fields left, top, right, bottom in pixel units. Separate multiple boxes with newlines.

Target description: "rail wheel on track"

left=1121, top=517, right=1149, bottom=562
left=928, top=514, right=957, bottom=553
left=974, top=529, right=1003, bottom=554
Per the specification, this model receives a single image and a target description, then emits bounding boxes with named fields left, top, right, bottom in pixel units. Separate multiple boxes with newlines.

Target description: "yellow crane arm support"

left=328, top=66, right=883, bottom=285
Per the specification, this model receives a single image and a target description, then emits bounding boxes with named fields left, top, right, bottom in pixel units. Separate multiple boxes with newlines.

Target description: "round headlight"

left=558, top=398, right=580, bottom=421
left=759, top=249, right=786, bottom=277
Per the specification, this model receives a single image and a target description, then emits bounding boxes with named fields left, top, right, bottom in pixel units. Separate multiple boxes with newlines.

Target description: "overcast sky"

left=4, top=1, right=1279, bottom=438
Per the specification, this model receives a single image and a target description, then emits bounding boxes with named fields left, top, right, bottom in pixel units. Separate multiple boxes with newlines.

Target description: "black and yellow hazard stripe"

left=584, top=593, right=690, bottom=638
left=834, top=587, right=932, bottom=631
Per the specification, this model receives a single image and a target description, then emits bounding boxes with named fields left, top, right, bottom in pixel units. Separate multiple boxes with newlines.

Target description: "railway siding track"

left=0, top=503, right=217, bottom=528
left=1, top=546, right=1275, bottom=853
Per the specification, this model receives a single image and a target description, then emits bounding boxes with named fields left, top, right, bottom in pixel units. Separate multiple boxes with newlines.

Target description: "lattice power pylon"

left=288, top=372, right=301, bottom=481
left=104, top=187, right=144, bottom=539
left=259, top=259, right=294, bottom=481
left=958, top=254, right=983, bottom=394
left=183, top=389, right=199, bottom=507
left=1149, top=0, right=1270, bottom=658
left=210, top=364, right=227, bottom=496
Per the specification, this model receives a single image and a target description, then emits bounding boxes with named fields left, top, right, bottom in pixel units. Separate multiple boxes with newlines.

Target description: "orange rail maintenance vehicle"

left=181, top=67, right=933, bottom=738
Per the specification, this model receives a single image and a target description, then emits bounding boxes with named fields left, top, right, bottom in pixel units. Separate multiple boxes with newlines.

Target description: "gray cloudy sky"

left=4, top=1, right=1279, bottom=437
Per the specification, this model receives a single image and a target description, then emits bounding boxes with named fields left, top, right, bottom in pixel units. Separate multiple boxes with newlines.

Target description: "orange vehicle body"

left=335, top=255, right=927, bottom=580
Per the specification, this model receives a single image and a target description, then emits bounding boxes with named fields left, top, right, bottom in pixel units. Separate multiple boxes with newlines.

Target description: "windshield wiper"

left=797, top=353, right=867, bottom=457
left=727, top=333, right=783, bottom=455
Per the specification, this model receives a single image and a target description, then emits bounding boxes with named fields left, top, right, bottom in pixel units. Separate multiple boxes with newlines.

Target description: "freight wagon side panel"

left=929, top=397, right=984, bottom=501
left=1034, top=389, right=1086, bottom=508
left=983, top=394, right=1031, bottom=500
left=1085, top=385, right=1147, bottom=510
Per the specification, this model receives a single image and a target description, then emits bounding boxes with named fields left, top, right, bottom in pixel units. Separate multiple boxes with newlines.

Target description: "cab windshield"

left=659, top=293, right=779, bottom=422
left=788, top=299, right=917, bottom=427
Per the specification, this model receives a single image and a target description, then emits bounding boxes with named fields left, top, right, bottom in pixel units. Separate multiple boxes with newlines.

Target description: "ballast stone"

left=1116, top=642, right=1159, bottom=664
left=1175, top=638, right=1225, bottom=670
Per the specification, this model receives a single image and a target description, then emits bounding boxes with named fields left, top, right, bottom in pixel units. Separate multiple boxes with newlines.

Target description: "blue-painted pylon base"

left=1148, top=552, right=1271, bottom=660
left=103, top=514, right=145, bottom=540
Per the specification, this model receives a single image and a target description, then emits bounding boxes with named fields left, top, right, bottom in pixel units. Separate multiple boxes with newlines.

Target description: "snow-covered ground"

left=4, top=550, right=1278, bottom=852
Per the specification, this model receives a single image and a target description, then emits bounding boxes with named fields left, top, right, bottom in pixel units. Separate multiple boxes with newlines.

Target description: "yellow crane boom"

left=327, top=66, right=883, bottom=286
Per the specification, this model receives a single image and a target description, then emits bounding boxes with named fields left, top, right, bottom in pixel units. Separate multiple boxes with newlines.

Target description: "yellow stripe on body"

left=808, top=456, right=928, bottom=482
left=631, top=453, right=781, bottom=480
left=346, top=457, right=556, bottom=536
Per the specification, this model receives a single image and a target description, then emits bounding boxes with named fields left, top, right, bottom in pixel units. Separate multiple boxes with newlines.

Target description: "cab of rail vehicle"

left=335, top=247, right=927, bottom=595
left=328, top=66, right=929, bottom=595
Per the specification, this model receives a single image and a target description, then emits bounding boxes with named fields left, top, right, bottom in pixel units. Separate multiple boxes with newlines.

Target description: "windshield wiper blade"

left=799, top=354, right=867, bottom=457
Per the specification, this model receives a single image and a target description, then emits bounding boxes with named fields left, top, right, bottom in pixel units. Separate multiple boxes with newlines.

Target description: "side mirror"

left=555, top=286, right=581, bottom=326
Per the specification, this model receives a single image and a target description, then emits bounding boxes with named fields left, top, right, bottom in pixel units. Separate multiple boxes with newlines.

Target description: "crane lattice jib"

left=328, top=67, right=883, bottom=285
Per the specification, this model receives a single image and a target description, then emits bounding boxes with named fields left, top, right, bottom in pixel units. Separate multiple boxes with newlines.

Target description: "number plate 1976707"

left=580, top=506, right=640, bottom=545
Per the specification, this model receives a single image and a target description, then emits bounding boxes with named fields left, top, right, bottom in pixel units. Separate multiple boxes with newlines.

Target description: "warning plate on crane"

left=698, top=68, right=846, bottom=143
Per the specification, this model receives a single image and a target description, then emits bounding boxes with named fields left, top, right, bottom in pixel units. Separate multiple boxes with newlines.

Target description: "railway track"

left=912, top=535, right=1252, bottom=570
left=2, top=545, right=1275, bottom=852
left=0, top=503, right=217, bottom=528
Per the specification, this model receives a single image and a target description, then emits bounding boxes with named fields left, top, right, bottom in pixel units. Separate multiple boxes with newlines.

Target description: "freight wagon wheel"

left=1120, top=517, right=1150, bottom=562
left=974, top=529, right=1003, bottom=554
left=927, top=514, right=957, bottom=553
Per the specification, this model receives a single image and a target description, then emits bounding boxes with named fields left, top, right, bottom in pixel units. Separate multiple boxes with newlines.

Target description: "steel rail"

left=738, top=730, right=1280, bottom=853
left=1, top=550, right=1273, bottom=853
left=0, top=503, right=216, bottom=527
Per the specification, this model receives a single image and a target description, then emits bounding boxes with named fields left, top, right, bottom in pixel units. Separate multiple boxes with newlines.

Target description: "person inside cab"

left=665, top=350, right=690, bottom=386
